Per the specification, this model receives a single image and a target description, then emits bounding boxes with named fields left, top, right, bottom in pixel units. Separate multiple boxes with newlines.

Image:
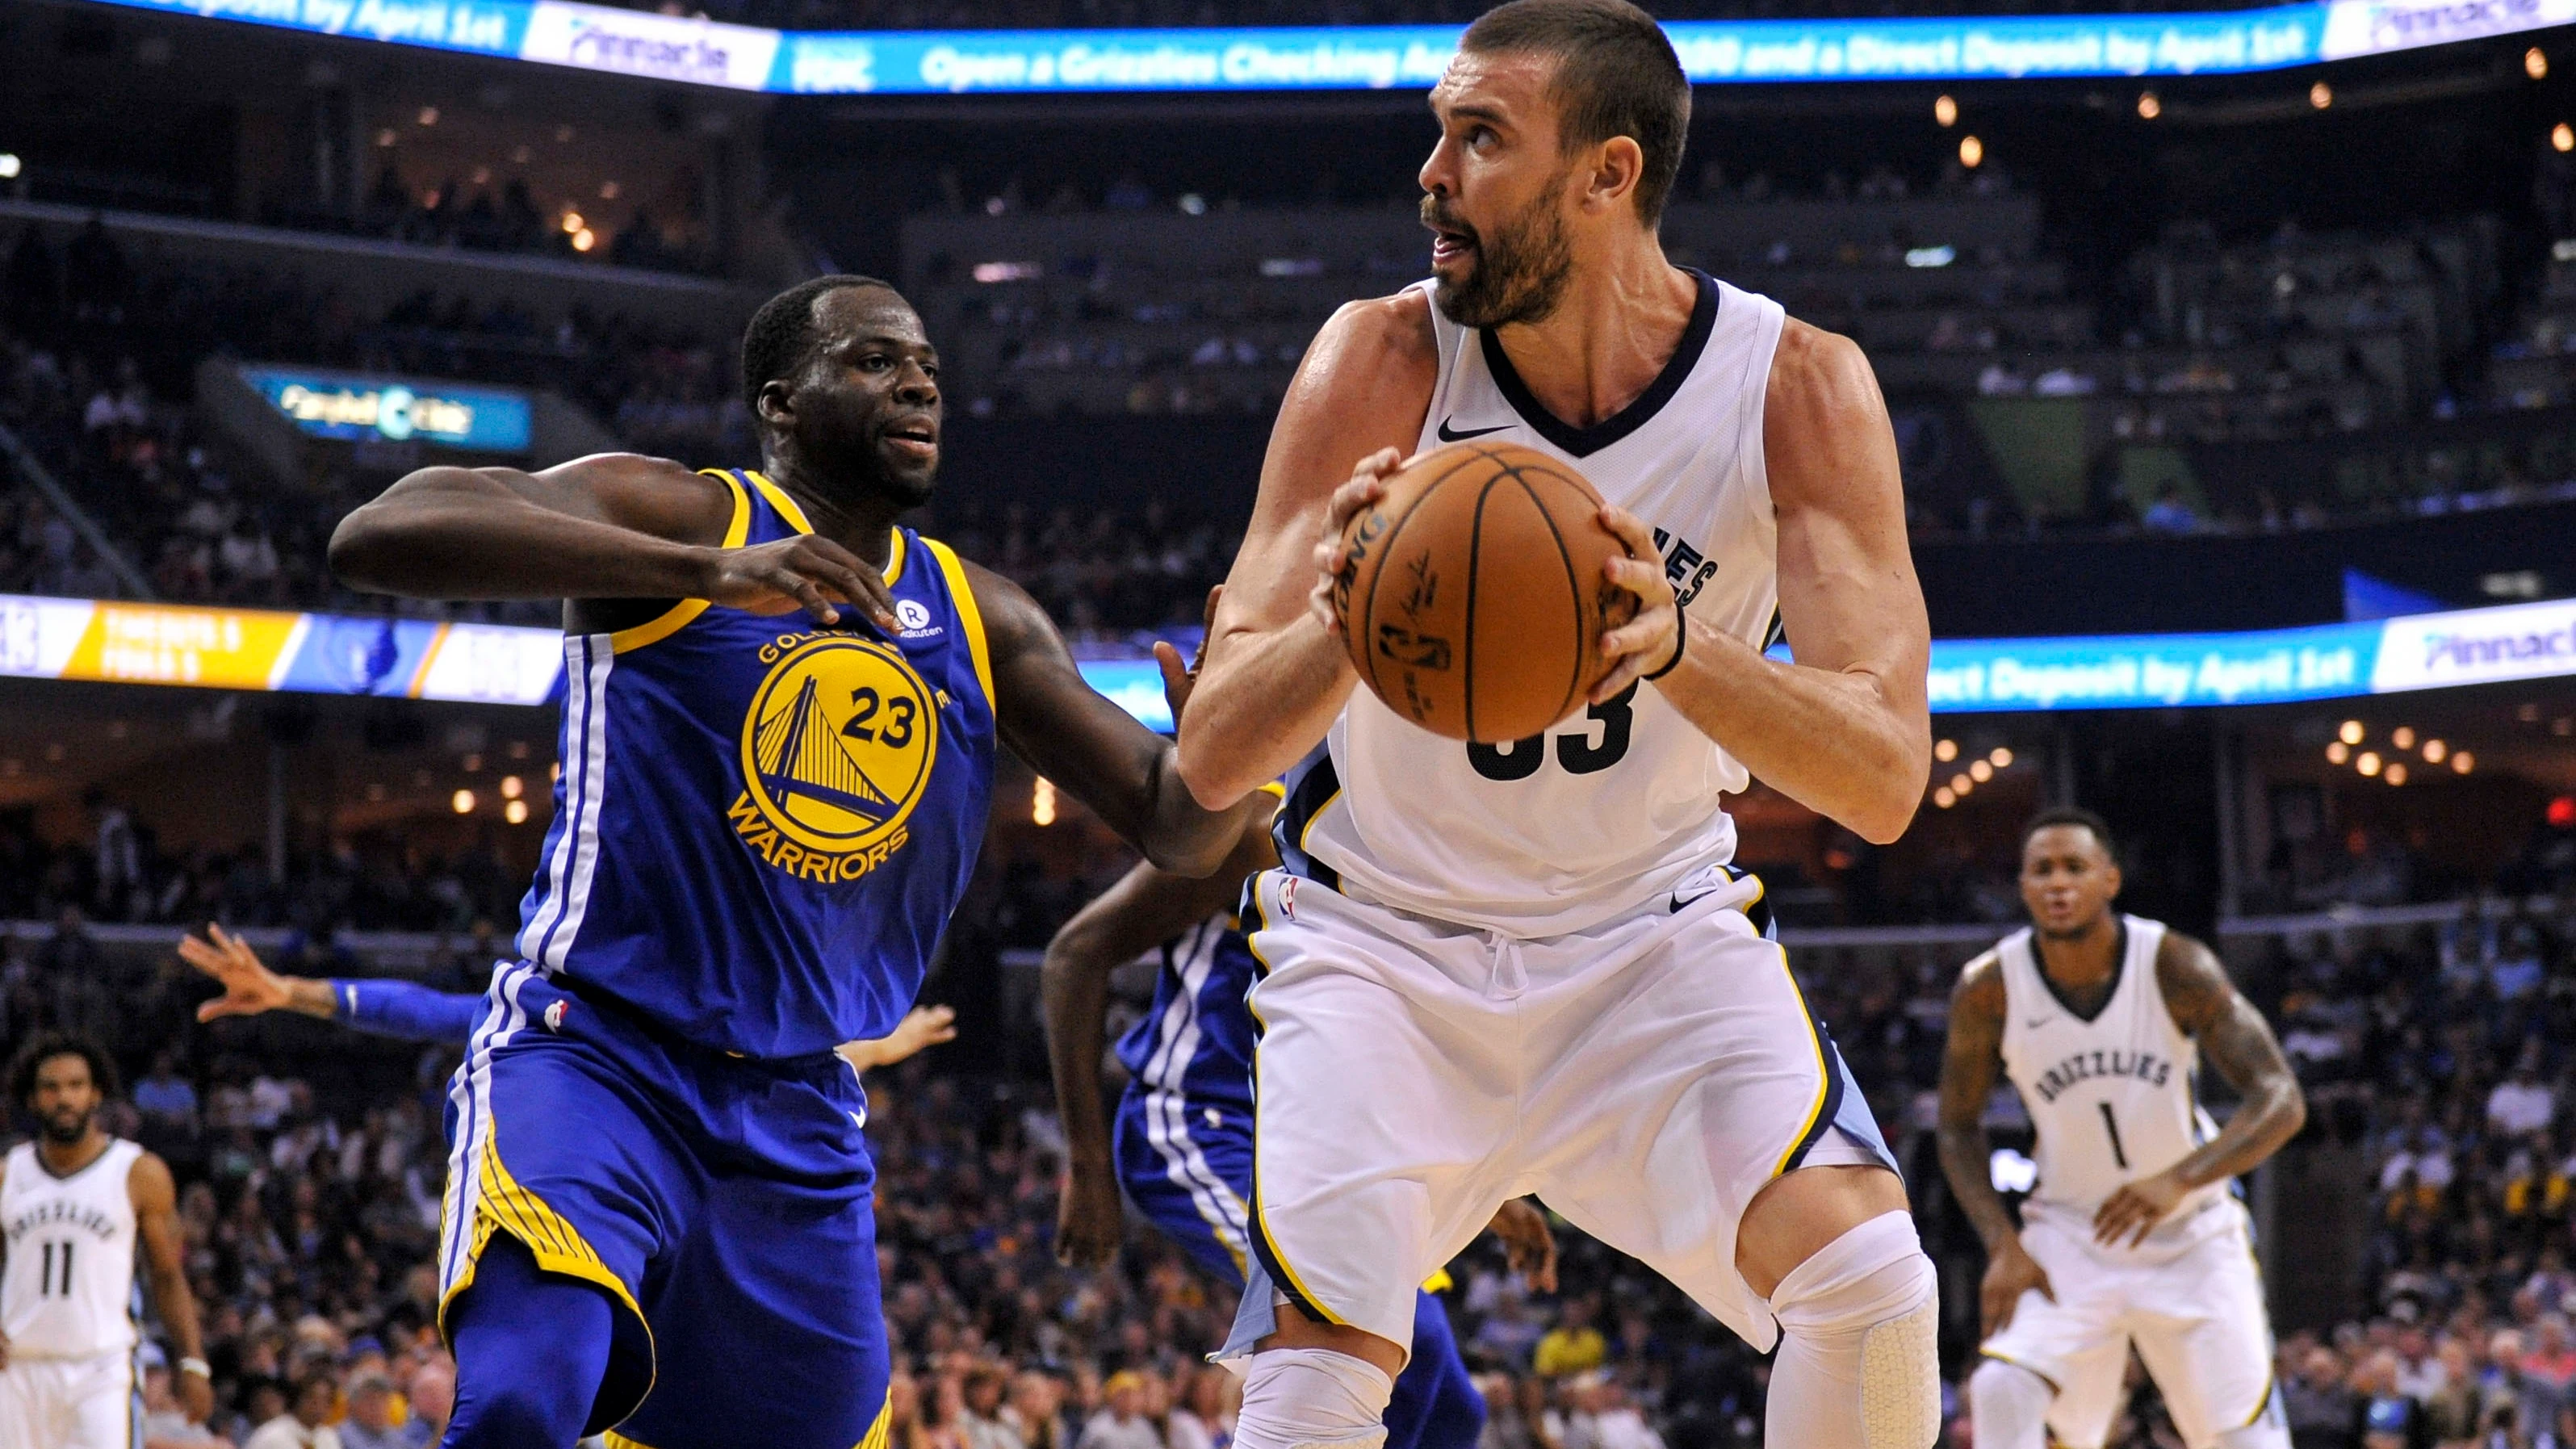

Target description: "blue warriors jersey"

left=1115, top=914, right=1261, bottom=1108
left=513, top=469, right=996, bottom=1058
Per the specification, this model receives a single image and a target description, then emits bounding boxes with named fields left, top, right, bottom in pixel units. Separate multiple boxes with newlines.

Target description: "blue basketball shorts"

left=438, top=961, right=890, bottom=1449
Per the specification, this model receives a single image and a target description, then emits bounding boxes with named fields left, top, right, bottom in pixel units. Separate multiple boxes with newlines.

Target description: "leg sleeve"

left=443, top=1233, right=626, bottom=1447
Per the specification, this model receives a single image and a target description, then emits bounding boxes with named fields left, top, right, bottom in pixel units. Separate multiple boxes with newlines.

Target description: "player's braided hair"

left=10, top=1032, right=119, bottom=1107
left=739, top=274, right=897, bottom=412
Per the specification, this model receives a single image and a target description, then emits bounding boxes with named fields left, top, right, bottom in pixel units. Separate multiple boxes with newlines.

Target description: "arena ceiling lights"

left=71, top=0, right=2576, bottom=94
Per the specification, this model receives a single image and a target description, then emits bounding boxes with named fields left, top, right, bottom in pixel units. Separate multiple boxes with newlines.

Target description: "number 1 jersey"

left=1283, top=270, right=1786, bottom=938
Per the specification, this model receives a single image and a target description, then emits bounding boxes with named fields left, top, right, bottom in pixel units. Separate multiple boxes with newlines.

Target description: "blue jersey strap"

left=329, top=979, right=484, bottom=1045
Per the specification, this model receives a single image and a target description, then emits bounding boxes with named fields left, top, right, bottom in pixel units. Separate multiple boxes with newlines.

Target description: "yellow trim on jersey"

left=2241, top=1372, right=2277, bottom=1428
left=438, top=1126, right=657, bottom=1399
left=604, top=1433, right=662, bottom=1449
left=1422, top=1269, right=1455, bottom=1294
left=609, top=471, right=752, bottom=653
left=1768, top=940, right=1833, bottom=1179
left=742, top=470, right=910, bottom=588
left=1258, top=781, right=1288, bottom=800
left=854, top=1394, right=895, bottom=1449
left=920, top=538, right=994, bottom=710
left=1976, top=1349, right=2061, bottom=1395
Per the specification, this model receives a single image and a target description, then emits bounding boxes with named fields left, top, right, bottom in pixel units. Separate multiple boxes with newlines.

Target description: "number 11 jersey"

left=1997, top=915, right=2234, bottom=1255
left=1283, top=270, right=1787, bottom=940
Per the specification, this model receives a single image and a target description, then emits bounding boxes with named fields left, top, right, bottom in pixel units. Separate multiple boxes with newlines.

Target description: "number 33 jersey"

left=1997, top=915, right=2232, bottom=1253
left=1286, top=271, right=1788, bottom=939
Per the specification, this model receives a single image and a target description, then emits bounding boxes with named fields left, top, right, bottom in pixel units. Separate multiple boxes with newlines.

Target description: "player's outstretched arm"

left=132, top=1151, right=214, bottom=1422
left=968, top=563, right=1237, bottom=875
left=1041, top=806, right=1279, bottom=1269
left=1627, top=322, right=1930, bottom=844
left=836, top=1005, right=959, bottom=1074
left=328, top=454, right=898, bottom=630
left=184, top=927, right=484, bottom=1044
left=2092, top=935, right=2308, bottom=1248
left=1937, top=953, right=2054, bottom=1337
left=1177, top=295, right=1440, bottom=810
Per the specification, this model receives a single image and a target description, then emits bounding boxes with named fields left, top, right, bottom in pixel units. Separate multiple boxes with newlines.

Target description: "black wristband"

left=1641, top=612, right=1688, bottom=681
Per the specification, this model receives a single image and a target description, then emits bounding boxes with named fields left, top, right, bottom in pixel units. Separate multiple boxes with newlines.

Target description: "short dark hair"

left=1461, top=0, right=1691, bottom=225
left=2021, top=806, right=2117, bottom=860
left=739, top=274, right=894, bottom=412
left=10, top=1033, right=118, bottom=1107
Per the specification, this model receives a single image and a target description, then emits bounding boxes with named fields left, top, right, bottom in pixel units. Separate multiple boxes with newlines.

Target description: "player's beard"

left=40, top=1104, right=92, bottom=1145
left=1426, top=182, right=1576, bottom=330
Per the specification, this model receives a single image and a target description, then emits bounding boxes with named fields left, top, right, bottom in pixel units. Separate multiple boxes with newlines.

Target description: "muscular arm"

left=1176, top=295, right=1439, bottom=809
left=131, top=1153, right=210, bottom=1417
left=1935, top=953, right=2019, bottom=1255
left=1044, top=806, right=1278, bottom=1208
left=2153, top=933, right=2307, bottom=1188
left=1644, top=324, right=1929, bottom=844
left=328, top=454, right=898, bottom=629
left=971, top=563, right=1235, bottom=875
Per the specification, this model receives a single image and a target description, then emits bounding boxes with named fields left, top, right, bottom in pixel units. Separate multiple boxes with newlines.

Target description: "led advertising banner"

left=1, top=593, right=2567, bottom=718
left=241, top=366, right=534, bottom=454
left=77, top=0, right=2576, bottom=93
left=0, top=596, right=563, bottom=705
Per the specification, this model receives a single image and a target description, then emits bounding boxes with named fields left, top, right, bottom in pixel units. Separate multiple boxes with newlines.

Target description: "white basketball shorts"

left=1979, top=1200, right=2280, bottom=1449
left=0, top=1351, right=139, bottom=1449
left=1221, top=864, right=1896, bottom=1359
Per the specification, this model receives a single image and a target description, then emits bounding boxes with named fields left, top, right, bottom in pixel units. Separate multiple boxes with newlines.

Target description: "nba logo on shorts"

left=545, top=999, right=568, bottom=1032
left=1280, top=877, right=1298, bottom=921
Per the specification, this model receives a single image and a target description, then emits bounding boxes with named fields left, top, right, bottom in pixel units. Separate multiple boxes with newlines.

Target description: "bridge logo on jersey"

left=731, top=632, right=938, bottom=883
left=2029, top=1048, right=2173, bottom=1104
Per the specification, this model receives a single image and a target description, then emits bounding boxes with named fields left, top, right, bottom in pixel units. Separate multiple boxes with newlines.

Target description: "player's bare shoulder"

left=2151, top=928, right=2239, bottom=1035
left=542, top=451, right=742, bottom=546
left=125, top=1145, right=177, bottom=1208
left=1763, top=320, right=1894, bottom=479
left=1950, top=946, right=2008, bottom=1022
left=1282, top=290, right=1441, bottom=429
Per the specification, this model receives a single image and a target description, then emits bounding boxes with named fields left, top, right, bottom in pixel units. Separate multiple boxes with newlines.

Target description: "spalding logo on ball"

left=1334, top=442, right=1637, bottom=743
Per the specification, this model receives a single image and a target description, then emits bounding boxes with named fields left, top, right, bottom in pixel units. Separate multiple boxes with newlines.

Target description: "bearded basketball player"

left=1171, top=2, right=1939, bottom=1447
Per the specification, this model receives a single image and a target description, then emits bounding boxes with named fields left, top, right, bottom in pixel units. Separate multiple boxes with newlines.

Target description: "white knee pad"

left=1766, top=1210, right=1941, bottom=1449
left=1968, top=1357, right=2055, bottom=1449
left=1231, top=1347, right=1396, bottom=1449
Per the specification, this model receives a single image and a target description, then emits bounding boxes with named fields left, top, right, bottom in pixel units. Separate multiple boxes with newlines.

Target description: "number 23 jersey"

left=1286, top=270, right=1786, bottom=938
left=514, top=469, right=995, bottom=1059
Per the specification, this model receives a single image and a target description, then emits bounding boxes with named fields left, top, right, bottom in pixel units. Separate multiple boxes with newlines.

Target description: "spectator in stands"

left=2489, top=1045, right=2558, bottom=1141
left=405, top=1359, right=454, bottom=1447
left=1077, top=1370, right=1162, bottom=1449
left=2285, top=1344, right=2358, bottom=1449
left=1533, top=1295, right=1607, bottom=1380
left=243, top=1372, right=344, bottom=1449
left=333, top=1372, right=413, bottom=1449
left=2142, top=481, right=2207, bottom=534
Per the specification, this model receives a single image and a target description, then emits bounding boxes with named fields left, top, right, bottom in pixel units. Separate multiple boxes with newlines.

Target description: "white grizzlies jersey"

left=1997, top=917, right=2230, bottom=1250
left=1288, top=270, right=1787, bottom=938
left=2, top=1137, right=143, bottom=1358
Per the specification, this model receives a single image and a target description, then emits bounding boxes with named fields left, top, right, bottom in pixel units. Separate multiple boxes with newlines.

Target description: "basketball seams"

left=1354, top=459, right=1462, bottom=722
left=1502, top=467, right=1590, bottom=731
left=1462, top=474, right=1500, bottom=742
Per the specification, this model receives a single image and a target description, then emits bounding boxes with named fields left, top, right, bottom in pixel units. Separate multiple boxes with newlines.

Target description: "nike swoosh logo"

left=1436, top=419, right=1510, bottom=442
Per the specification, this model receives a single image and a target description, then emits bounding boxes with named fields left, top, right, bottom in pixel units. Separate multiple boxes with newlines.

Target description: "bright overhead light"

left=417, top=105, right=440, bottom=126
left=501, top=775, right=524, bottom=800
left=1032, top=777, right=1058, bottom=827
left=2356, top=751, right=2381, bottom=777
left=2452, top=751, right=2474, bottom=774
left=1933, top=94, right=1958, bottom=127
left=2557, top=123, right=2576, bottom=154
left=451, top=789, right=475, bottom=815
left=1950, top=773, right=1973, bottom=795
left=572, top=228, right=596, bottom=253
left=2385, top=762, right=2408, bottom=785
left=1969, top=760, right=1993, bottom=783
left=2310, top=81, right=2332, bottom=109
left=561, top=211, right=584, bottom=234
left=1990, top=747, right=2013, bottom=768
left=2138, top=91, right=2160, bottom=119
left=2338, top=720, right=2364, bottom=745
left=2530, top=47, right=2549, bottom=80
left=2327, top=742, right=2349, bottom=764
left=1959, top=136, right=1984, bottom=168
left=1934, top=739, right=1958, bottom=762
left=2423, top=739, right=2447, bottom=763
left=1934, top=787, right=1956, bottom=808
left=2391, top=726, right=2416, bottom=750
left=0, top=154, right=20, bottom=181
left=505, top=799, right=530, bottom=824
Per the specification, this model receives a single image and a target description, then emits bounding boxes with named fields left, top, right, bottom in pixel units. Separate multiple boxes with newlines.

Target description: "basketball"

left=1333, top=442, right=1638, bottom=743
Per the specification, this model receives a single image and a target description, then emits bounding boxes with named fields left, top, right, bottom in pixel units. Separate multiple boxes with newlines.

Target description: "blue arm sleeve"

left=329, top=980, right=485, bottom=1045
